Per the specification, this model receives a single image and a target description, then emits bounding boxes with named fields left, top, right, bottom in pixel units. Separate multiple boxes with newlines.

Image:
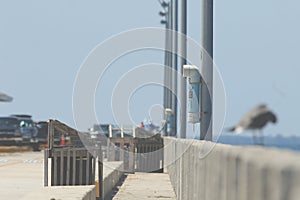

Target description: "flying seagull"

left=0, top=92, right=13, bottom=102
left=228, top=104, right=277, bottom=145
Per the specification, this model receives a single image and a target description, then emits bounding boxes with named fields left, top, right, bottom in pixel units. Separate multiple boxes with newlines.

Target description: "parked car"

left=0, top=115, right=39, bottom=150
left=35, top=121, right=48, bottom=144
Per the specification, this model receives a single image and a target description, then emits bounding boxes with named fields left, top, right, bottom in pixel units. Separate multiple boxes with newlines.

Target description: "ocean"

left=215, top=134, right=300, bottom=151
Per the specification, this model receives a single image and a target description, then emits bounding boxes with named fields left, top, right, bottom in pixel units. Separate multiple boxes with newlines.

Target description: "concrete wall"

left=103, top=161, right=124, bottom=199
left=164, top=137, right=300, bottom=200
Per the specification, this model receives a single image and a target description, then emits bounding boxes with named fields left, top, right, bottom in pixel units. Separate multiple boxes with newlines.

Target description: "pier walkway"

left=8, top=120, right=300, bottom=200
left=113, top=173, right=176, bottom=200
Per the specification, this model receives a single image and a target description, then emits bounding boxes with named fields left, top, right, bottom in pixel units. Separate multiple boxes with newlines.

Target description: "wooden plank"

left=48, top=120, right=54, bottom=150
left=60, top=150, right=64, bottom=185
left=136, top=144, right=140, bottom=171
left=132, top=144, right=135, bottom=172
left=98, top=158, right=103, bottom=200
left=160, top=144, right=164, bottom=170
left=86, top=151, right=90, bottom=185
left=44, top=149, right=49, bottom=186
left=138, top=144, right=141, bottom=171
left=143, top=144, right=147, bottom=172
left=150, top=144, right=153, bottom=171
left=53, top=152, right=57, bottom=185
left=79, top=153, right=83, bottom=185
left=66, top=149, right=70, bottom=185
left=92, top=155, right=95, bottom=184
left=143, top=144, right=149, bottom=172
left=142, top=144, right=146, bottom=172
left=72, top=150, right=76, bottom=185
left=158, top=144, right=162, bottom=169
left=147, top=144, right=150, bottom=172
left=120, top=141, right=124, bottom=162
left=153, top=144, right=160, bottom=170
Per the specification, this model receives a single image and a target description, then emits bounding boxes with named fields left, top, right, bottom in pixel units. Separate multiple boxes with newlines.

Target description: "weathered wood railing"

left=108, top=127, right=164, bottom=173
left=44, top=120, right=103, bottom=198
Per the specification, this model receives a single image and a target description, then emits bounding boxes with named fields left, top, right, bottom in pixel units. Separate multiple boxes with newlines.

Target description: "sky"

left=0, top=0, right=299, bottom=137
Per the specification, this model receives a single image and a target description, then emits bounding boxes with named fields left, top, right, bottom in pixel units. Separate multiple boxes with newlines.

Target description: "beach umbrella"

left=0, top=92, right=13, bottom=102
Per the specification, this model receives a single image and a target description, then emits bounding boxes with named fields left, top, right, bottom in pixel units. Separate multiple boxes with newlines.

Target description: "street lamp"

left=159, top=11, right=167, bottom=17
left=159, top=0, right=180, bottom=138
left=160, top=1, right=169, bottom=8
left=158, top=1, right=172, bottom=136
left=160, top=20, right=167, bottom=24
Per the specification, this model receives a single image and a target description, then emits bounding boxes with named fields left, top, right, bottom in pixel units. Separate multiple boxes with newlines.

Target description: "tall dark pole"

left=160, top=1, right=172, bottom=136
left=163, top=4, right=171, bottom=117
left=160, top=0, right=178, bottom=137
left=168, top=2, right=173, bottom=116
left=179, top=0, right=187, bottom=138
left=200, top=0, right=213, bottom=141
left=163, top=18, right=168, bottom=131
left=171, top=0, right=178, bottom=137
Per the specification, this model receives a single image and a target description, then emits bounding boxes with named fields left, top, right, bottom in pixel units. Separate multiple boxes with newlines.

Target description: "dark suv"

left=0, top=115, right=38, bottom=146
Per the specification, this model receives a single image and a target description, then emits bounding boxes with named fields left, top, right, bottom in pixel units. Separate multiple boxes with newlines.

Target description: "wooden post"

left=44, top=149, right=49, bottom=186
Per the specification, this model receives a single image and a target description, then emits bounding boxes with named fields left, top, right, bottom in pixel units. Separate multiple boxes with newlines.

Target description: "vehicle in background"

left=0, top=115, right=39, bottom=150
left=35, top=121, right=48, bottom=144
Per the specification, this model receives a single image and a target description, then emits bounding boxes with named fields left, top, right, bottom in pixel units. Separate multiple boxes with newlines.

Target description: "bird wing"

left=236, top=105, right=269, bottom=129
left=247, top=111, right=275, bottom=129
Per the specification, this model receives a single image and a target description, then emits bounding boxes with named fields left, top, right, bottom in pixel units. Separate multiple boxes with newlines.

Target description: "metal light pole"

left=159, top=1, right=172, bottom=136
left=171, top=0, right=178, bottom=137
left=200, top=0, right=213, bottom=141
left=179, top=0, right=187, bottom=138
left=167, top=2, right=173, bottom=117
left=160, top=0, right=179, bottom=137
left=160, top=14, right=169, bottom=119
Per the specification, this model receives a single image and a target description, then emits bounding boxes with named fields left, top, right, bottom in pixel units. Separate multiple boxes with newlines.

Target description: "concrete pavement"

left=0, top=151, right=125, bottom=200
left=0, top=151, right=44, bottom=200
left=113, top=173, right=176, bottom=200
left=21, top=186, right=96, bottom=200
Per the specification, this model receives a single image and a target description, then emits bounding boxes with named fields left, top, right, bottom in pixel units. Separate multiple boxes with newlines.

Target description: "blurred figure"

left=228, top=104, right=277, bottom=145
left=140, top=122, right=144, bottom=128
left=144, top=120, right=157, bottom=132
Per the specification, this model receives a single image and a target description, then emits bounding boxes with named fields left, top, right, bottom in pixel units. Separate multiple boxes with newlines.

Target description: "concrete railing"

left=102, top=161, right=124, bottom=199
left=164, top=137, right=300, bottom=200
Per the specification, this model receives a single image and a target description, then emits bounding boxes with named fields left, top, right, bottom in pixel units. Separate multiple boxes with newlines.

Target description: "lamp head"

left=161, top=1, right=169, bottom=8
left=159, top=11, right=167, bottom=16
left=160, top=20, right=167, bottom=24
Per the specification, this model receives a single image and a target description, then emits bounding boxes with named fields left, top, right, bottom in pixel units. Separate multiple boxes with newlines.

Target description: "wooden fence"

left=44, top=120, right=103, bottom=198
left=108, top=127, right=164, bottom=173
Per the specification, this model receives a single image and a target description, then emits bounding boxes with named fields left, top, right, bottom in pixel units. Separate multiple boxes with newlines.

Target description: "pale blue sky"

left=0, top=1, right=299, bottom=136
